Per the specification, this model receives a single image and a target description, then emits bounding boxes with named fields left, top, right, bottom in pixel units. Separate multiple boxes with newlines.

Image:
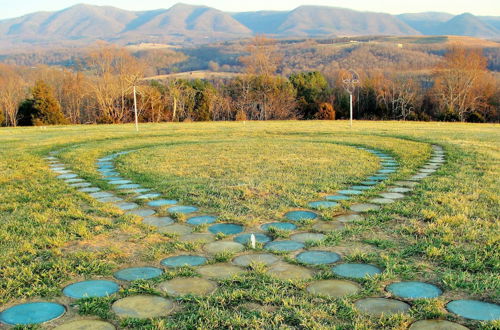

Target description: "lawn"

left=0, top=121, right=498, bottom=329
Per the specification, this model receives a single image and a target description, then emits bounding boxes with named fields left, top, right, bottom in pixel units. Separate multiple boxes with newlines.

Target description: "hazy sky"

left=0, top=0, right=499, bottom=19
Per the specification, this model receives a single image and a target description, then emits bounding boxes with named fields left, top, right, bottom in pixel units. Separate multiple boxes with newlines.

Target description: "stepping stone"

left=409, top=320, right=469, bottom=330
left=103, top=172, right=120, bottom=177
left=369, top=198, right=396, bottom=205
left=368, top=176, right=388, bottom=181
left=197, top=264, right=245, bottom=279
left=394, top=181, right=419, bottom=188
left=265, top=240, right=304, bottom=252
left=267, top=262, right=314, bottom=281
left=232, top=253, right=280, bottom=267
left=234, top=233, right=272, bottom=245
left=379, top=192, right=405, bottom=199
left=178, top=233, right=215, bottom=244
left=98, top=165, right=114, bottom=169
left=296, top=250, right=341, bottom=265
left=130, top=189, right=151, bottom=194
left=117, top=184, right=141, bottom=190
left=160, top=255, right=207, bottom=268
left=126, top=208, right=156, bottom=217
left=90, top=192, right=114, bottom=199
left=103, top=177, right=124, bottom=181
left=285, top=210, right=318, bottom=221
left=79, top=187, right=101, bottom=193
left=420, top=169, right=437, bottom=173
left=350, top=203, right=381, bottom=212
left=136, top=193, right=161, bottom=200
left=325, top=195, right=350, bottom=201
left=410, top=174, right=429, bottom=181
left=70, top=182, right=91, bottom=188
left=112, top=295, right=174, bottom=318
left=57, top=173, right=78, bottom=179
left=0, top=302, right=65, bottom=325
left=312, top=221, right=345, bottom=232
left=307, top=279, right=361, bottom=297
left=187, top=215, right=217, bottom=225
left=208, top=223, right=244, bottom=235
left=65, top=178, right=85, bottom=183
left=387, top=281, right=442, bottom=299
left=350, top=186, right=372, bottom=191
left=63, top=280, right=119, bottom=299
left=354, top=298, right=411, bottom=316
left=148, top=199, right=178, bottom=207
left=261, top=222, right=297, bottom=231
left=97, top=197, right=123, bottom=203
left=158, top=278, right=217, bottom=296
left=109, top=180, right=132, bottom=185
left=338, top=189, right=363, bottom=195
left=115, top=202, right=139, bottom=211
left=204, top=241, right=245, bottom=254
left=332, top=263, right=382, bottom=279
left=446, top=300, right=500, bottom=321
left=53, top=170, right=72, bottom=174
left=114, top=267, right=163, bottom=281
left=334, top=214, right=364, bottom=223
left=54, top=320, right=115, bottom=330
left=158, top=224, right=192, bottom=236
left=361, top=181, right=378, bottom=186
left=378, top=169, right=396, bottom=174
left=290, top=232, right=326, bottom=243
left=388, top=187, right=412, bottom=193
left=168, top=205, right=198, bottom=214
left=308, top=201, right=338, bottom=209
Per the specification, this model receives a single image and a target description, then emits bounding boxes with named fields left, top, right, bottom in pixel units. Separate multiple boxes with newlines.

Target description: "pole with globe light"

left=342, top=69, right=360, bottom=128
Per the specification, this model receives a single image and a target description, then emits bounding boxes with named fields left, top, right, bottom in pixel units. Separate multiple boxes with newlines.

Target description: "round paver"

left=285, top=210, right=318, bottom=221
left=296, top=250, right=341, bottom=265
left=168, top=205, right=198, bottom=214
left=394, top=181, right=419, bottom=188
left=114, top=267, right=163, bottom=281
left=90, top=192, right=114, bottom=199
left=178, top=233, right=215, bottom=244
left=0, top=302, right=65, bottom=325
left=332, top=263, right=382, bottom=279
left=158, top=278, right=216, bottom=296
left=112, top=295, right=174, bottom=318
left=308, top=201, right=338, bottom=209
left=148, top=199, right=178, bottom=207
left=70, top=182, right=91, bottom=188
left=338, top=189, right=363, bottom=195
left=208, top=223, right=244, bottom=235
left=204, top=241, right=245, bottom=254
left=79, top=187, right=101, bottom=193
left=265, top=240, right=304, bottom=252
left=115, top=202, right=139, bottom=211
left=326, top=195, right=350, bottom=201
left=104, top=177, right=124, bottom=181
left=65, top=178, right=84, bottom=183
left=232, top=253, right=280, bottom=267
left=387, top=281, right=442, bottom=299
left=368, top=176, right=388, bottom=181
left=350, top=185, right=372, bottom=191
left=118, top=184, right=142, bottom=190
left=158, top=224, right=193, bottom=235
left=136, top=193, right=161, bottom=200
left=234, top=233, right=272, bottom=245
left=261, top=222, right=297, bottom=231
left=97, top=197, right=123, bottom=203
left=267, top=262, right=314, bottom=280
left=307, top=280, right=361, bottom=297
left=370, top=198, right=396, bottom=205
left=126, top=208, right=156, bottom=217
left=131, top=188, right=151, bottom=194
left=290, top=232, right=326, bottom=243
left=160, top=255, right=207, bottom=268
left=57, top=173, right=78, bottom=179
left=446, top=300, right=500, bottom=321
left=378, top=169, right=396, bottom=174
left=103, top=172, right=120, bottom=177
left=388, top=187, right=412, bottom=193
left=361, top=181, right=378, bottom=186
left=197, top=264, right=245, bottom=279
left=63, top=280, right=119, bottom=299
left=409, top=320, right=469, bottom=330
left=354, top=298, right=411, bottom=316
left=379, top=192, right=405, bottom=199
left=420, top=169, right=437, bottom=173
left=53, top=320, right=115, bottom=330
left=350, top=203, right=381, bottom=212
left=109, top=180, right=132, bottom=185
left=335, top=213, right=364, bottom=223
left=312, top=221, right=345, bottom=232
left=187, top=215, right=217, bottom=225
left=143, top=216, right=174, bottom=227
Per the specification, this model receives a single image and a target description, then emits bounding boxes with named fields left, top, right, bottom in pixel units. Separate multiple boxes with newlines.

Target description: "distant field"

left=0, top=121, right=498, bottom=328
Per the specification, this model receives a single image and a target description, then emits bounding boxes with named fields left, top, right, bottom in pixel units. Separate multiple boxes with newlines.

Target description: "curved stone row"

left=2, top=145, right=499, bottom=327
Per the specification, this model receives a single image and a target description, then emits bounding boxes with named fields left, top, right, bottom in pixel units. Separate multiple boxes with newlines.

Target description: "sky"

left=0, top=0, right=499, bottom=20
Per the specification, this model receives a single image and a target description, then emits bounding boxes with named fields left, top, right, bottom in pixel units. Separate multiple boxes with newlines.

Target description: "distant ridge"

left=0, top=3, right=498, bottom=48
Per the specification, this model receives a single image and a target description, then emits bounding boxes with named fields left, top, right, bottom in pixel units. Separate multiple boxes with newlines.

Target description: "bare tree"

left=240, top=36, right=282, bottom=76
left=0, top=64, right=27, bottom=126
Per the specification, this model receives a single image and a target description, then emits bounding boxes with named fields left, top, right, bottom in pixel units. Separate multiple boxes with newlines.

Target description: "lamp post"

left=133, top=85, right=138, bottom=132
left=342, top=69, right=360, bottom=128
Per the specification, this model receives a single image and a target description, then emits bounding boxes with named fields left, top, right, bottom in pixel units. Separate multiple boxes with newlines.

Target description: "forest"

left=0, top=36, right=499, bottom=126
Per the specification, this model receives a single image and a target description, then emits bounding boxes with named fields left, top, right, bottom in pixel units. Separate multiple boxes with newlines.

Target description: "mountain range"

left=0, top=3, right=499, bottom=49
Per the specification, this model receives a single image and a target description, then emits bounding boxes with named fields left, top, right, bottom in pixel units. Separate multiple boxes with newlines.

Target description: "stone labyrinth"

left=1, top=143, right=499, bottom=328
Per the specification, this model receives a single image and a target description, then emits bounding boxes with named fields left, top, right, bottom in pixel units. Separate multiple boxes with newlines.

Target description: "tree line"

left=0, top=38, right=498, bottom=126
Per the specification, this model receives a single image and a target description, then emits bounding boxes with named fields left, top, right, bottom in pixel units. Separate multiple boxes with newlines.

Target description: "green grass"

left=0, top=121, right=498, bottom=329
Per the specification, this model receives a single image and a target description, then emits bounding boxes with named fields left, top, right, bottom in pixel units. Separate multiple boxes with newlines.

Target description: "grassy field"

left=0, top=121, right=498, bottom=329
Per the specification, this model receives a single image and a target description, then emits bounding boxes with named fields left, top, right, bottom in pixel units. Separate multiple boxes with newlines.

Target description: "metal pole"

left=133, top=85, right=138, bottom=132
left=349, top=93, right=353, bottom=128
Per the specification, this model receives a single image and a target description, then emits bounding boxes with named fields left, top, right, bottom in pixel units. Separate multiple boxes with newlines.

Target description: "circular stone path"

left=446, top=300, right=500, bottom=321
left=112, top=295, right=174, bottom=318
left=160, top=255, right=207, bottom=268
left=204, top=241, right=245, bottom=254
left=197, top=264, right=245, bottom=279
left=354, top=298, right=411, bottom=316
left=266, top=262, right=314, bottom=281
left=387, top=281, right=442, bottom=299
left=232, top=253, right=279, bottom=267
left=332, top=263, right=382, bottom=279
left=158, top=278, right=217, bottom=296
left=114, top=267, right=163, bottom=281
left=296, top=251, right=341, bottom=265
left=306, top=280, right=361, bottom=297
left=63, top=280, right=119, bottom=299
left=0, top=302, right=65, bottom=326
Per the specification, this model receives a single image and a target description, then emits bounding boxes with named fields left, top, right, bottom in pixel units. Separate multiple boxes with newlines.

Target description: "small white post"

left=349, top=93, right=353, bottom=128
left=250, top=234, right=256, bottom=249
left=133, top=85, right=139, bottom=132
